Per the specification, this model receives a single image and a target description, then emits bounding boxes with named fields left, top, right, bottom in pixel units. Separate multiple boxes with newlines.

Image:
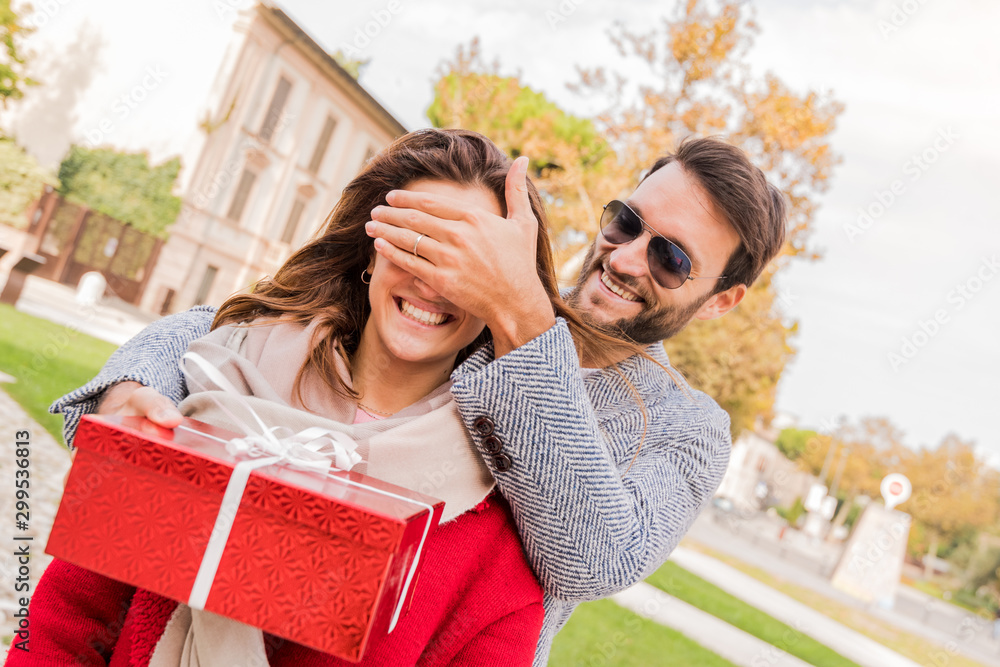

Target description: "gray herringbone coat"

left=53, top=307, right=731, bottom=666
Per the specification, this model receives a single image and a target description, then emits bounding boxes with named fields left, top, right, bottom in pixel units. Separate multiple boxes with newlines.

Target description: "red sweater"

left=6, top=493, right=543, bottom=666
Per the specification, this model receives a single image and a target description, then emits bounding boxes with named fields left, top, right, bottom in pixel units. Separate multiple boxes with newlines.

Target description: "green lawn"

left=548, top=598, right=737, bottom=666
left=648, top=562, right=861, bottom=667
left=0, top=303, right=117, bottom=441
left=685, top=542, right=993, bottom=667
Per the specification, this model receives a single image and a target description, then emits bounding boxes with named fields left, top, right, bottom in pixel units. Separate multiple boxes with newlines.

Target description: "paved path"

left=689, top=512, right=1000, bottom=666
left=612, top=581, right=814, bottom=667
left=13, top=275, right=155, bottom=346
left=670, top=545, right=922, bottom=667
left=0, top=388, right=72, bottom=643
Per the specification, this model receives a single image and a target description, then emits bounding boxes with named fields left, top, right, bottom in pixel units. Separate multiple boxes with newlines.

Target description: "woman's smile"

left=359, top=178, right=498, bottom=370
left=395, top=296, right=454, bottom=327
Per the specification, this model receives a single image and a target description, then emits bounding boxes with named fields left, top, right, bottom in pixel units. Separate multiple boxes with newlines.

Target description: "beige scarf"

left=149, top=319, right=494, bottom=667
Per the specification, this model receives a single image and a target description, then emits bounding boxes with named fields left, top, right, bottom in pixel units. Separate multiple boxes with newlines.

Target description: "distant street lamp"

left=829, top=446, right=852, bottom=499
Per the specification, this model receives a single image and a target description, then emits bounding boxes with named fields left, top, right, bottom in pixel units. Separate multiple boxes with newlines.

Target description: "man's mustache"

left=597, top=259, right=651, bottom=304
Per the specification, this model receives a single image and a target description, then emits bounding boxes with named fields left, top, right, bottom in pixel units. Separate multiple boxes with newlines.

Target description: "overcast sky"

left=6, top=0, right=998, bottom=465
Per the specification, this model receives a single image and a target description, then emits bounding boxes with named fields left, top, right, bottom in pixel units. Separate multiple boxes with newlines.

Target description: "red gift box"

left=47, top=414, right=444, bottom=661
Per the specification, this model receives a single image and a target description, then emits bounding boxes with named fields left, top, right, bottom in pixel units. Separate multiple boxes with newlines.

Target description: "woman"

left=14, top=129, right=650, bottom=666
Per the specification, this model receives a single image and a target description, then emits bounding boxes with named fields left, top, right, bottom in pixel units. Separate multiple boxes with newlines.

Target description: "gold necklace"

left=356, top=400, right=393, bottom=417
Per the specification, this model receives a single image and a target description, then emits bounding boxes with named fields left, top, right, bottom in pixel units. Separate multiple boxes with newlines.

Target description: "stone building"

left=715, top=429, right=816, bottom=514
left=141, top=3, right=406, bottom=315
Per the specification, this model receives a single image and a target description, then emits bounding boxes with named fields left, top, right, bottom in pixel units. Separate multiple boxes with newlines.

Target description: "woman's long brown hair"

left=213, top=129, right=675, bottom=462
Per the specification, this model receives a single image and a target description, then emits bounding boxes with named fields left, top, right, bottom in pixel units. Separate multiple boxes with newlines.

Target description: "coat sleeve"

left=49, top=306, right=217, bottom=448
left=449, top=318, right=731, bottom=601
left=3, top=559, right=135, bottom=666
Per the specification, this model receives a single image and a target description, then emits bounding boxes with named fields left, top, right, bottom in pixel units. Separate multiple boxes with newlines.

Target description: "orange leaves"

left=566, top=2, right=843, bottom=434
left=664, top=278, right=796, bottom=436
left=901, top=435, right=999, bottom=536
left=667, top=4, right=743, bottom=84
left=428, top=2, right=846, bottom=439
left=426, top=41, right=630, bottom=265
left=784, top=418, right=999, bottom=545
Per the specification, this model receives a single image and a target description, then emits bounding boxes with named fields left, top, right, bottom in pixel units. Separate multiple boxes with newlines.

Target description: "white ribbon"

left=179, top=352, right=435, bottom=632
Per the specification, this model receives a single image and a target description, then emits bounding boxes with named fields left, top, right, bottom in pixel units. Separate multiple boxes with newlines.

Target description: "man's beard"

left=567, top=245, right=712, bottom=345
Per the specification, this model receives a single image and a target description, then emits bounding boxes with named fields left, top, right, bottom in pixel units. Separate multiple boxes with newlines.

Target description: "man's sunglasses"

left=599, top=200, right=726, bottom=289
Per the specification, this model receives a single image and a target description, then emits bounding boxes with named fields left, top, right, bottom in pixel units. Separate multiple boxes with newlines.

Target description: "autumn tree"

left=900, top=434, right=1000, bottom=575
left=569, top=1, right=842, bottom=434
left=427, top=1, right=843, bottom=436
left=816, top=417, right=909, bottom=532
left=427, top=38, right=629, bottom=265
left=782, top=417, right=900, bottom=528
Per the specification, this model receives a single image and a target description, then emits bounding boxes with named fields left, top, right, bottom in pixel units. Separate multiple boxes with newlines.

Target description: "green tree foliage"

left=333, top=50, right=368, bottom=80
left=967, top=547, right=1000, bottom=607
left=427, top=38, right=625, bottom=257
left=57, top=146, right=182, bottom=238
left=775, top=427, right=816, bottom=462
left=0, top=137, right=56, bottom=229
left=0, top=0, right=37, bottom=108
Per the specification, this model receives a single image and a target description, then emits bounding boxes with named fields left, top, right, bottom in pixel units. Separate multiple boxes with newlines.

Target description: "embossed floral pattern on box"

left=46, top=415, right=442, bottom=661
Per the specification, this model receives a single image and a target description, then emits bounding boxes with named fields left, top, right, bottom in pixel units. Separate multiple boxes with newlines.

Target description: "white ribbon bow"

left=225, top=425, right=363, bottom=474
left=177, top=351, right=433, bottom=634
left=179, top=352, right=363, bottom=610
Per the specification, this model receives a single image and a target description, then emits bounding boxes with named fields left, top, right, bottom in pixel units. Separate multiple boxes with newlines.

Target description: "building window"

left=281, top=197, right=306, bottom=245
left=259, top=76, right=292, bottom=143
left=226, top=168, right=257, bottom=222
left=194, top=265, right=218, bottom=305
left=307, top=115, right=337, bottom=174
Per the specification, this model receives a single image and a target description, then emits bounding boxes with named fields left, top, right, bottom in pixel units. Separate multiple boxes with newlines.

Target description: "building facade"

left=141, top=4, right=406, bottom=315
left=715, top=429, right=816, bottom=514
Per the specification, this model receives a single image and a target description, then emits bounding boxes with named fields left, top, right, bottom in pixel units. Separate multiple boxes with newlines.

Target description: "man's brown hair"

left=643, top=137, right=787, bottom=292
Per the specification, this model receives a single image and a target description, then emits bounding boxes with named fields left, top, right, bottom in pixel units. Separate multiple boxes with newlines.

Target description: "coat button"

left=473, top=416, right=495, bottom=437
left=482, top=436, right=503, bottom=454
left=493, top=454, right=513, bottom=472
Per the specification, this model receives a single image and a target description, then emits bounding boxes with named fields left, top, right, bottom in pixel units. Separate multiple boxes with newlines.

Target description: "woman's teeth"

left=400, top=299, right=448, bottom=325
left=601, top=271, right=641, bottom=302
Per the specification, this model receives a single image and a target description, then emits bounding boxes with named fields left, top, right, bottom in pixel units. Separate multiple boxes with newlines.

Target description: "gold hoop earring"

left=361, top=269, right=372, bottom=285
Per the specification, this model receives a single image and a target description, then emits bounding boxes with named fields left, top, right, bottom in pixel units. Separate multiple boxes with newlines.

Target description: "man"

left=52, top=136, right=786, bottom=665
